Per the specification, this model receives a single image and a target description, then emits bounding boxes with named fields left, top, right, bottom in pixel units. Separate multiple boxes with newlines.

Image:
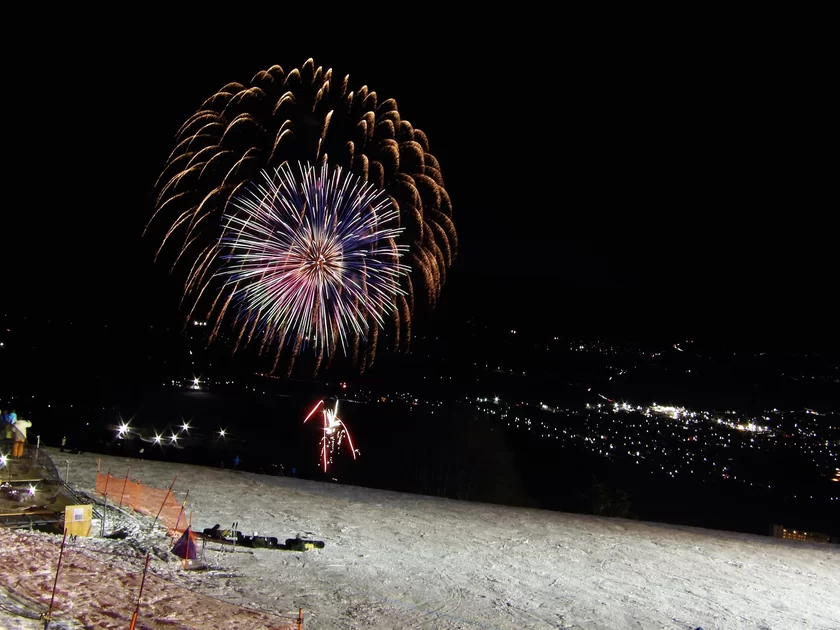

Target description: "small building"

left=771, top=524, right=831, bottom=543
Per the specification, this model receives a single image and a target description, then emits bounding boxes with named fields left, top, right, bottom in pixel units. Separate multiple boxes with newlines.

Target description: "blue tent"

left=171, top=527, right=198, bottom=560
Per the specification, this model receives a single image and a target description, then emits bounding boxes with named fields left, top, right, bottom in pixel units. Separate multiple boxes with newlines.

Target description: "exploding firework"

left=148, top=58, right=456, bottom=371
left=303, top=399, right=358, bottom=473
left=217, top=161, right=410, bottom=371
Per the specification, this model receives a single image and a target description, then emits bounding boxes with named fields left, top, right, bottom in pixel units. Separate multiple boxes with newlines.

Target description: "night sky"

left=1, top=29, right=837, bottom=541
left=5, top=33, right=835, bottom=349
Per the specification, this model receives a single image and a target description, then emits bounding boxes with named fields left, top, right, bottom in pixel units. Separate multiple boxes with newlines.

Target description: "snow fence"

left=95, top=463, right=188, bottom=535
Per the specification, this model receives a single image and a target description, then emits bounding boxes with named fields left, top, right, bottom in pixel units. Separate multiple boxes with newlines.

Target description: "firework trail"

left=148, top=58, right=456, bottom=372
left=218, top=162, right=409, bottom=365
left=303, top=399, right=358, bottom=473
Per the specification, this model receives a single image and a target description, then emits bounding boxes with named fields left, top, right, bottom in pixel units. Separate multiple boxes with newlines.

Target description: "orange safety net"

left=96, top=471, right=187, bottom=534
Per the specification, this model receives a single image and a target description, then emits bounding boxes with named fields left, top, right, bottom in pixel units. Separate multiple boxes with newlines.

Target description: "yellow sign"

left=64, top=504, right=92, bottom=537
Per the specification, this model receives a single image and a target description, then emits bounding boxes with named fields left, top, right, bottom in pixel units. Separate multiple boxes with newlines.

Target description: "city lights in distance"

left=650, top=404, right=683, bottom=420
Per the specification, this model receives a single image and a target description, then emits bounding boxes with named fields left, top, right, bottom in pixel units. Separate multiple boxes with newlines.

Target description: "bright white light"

left=153, top=434, right=162, bottom=444
left=219, top=429, right=226, bottom=438
left=181, top=421, right=191, bottom=432
left=0, top=454, right=6, bottom=466
left=170, top=434, right=179, bottom=444
left=649, top=404, right=684, bottom=420
left=324, top=402, right=342, bottom=435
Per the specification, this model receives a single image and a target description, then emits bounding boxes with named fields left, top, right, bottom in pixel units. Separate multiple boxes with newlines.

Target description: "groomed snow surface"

left=2, top=448, right=838, bottom=629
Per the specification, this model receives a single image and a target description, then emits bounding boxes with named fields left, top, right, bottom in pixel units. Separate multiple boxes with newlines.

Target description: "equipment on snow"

left=198, top=524, right=325, bottom=551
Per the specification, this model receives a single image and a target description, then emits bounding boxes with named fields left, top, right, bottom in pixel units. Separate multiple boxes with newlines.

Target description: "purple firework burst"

left=216, top=161, right=410, bottom=361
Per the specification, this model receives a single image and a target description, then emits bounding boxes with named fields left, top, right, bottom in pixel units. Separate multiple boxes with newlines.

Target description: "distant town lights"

left=650, top=404, right=684, bottom=420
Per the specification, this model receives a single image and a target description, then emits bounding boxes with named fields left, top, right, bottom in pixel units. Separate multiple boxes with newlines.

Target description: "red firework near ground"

left=303, top=400, right=358, bottom=472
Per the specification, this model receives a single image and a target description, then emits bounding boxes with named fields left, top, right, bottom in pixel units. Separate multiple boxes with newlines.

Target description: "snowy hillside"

left=5, top=447, right=839, bottom=629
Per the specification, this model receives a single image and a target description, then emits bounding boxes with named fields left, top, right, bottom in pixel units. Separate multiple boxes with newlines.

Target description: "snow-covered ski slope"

left=14, top=448, right=840, bottom=629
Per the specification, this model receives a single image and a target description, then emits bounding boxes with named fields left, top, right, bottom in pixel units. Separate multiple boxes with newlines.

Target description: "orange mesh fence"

left=96, top=471, right=187, bottom=534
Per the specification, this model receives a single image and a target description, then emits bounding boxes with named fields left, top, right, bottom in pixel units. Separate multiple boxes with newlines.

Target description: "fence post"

left=172, top=489, right=190, bottom=538
left=128, top=553, right=151, bottom=630
left=44, top=528, right=68, bottom=629
left=118, top=467, right=130, bottom=509
left=101, top=467, right=112, bottom=496
left=101, top=493, right=107, bottom=537
left=100, top=466, right=112, bottom=537
left=150, top=475, right=177, bottom=533
left=180, top=513, right=194, bottom=570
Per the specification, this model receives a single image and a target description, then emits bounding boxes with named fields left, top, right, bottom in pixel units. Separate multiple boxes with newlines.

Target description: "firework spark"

left=218, top=161, right=409, bottom=361
left=148, top=58, right=456, bottom=372
left=303, top=399, right=358, bottom=472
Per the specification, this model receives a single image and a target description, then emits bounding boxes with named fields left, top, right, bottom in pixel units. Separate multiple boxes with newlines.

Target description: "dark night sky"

left=5, top=29, right=836, bottom=347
